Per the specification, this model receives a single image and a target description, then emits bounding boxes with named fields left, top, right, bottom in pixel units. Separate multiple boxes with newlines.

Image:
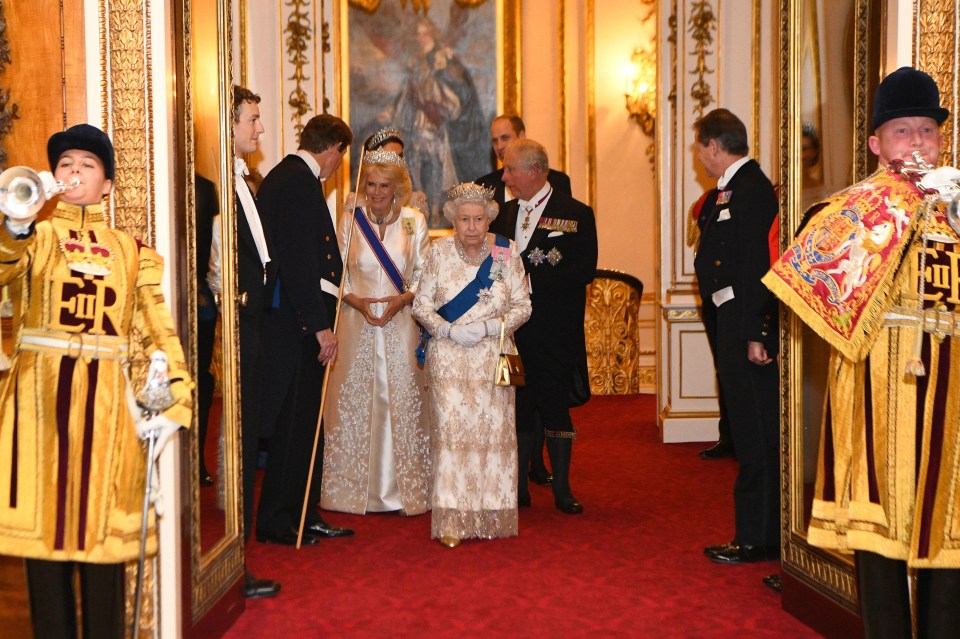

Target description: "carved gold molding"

left=687, top=0, right=715, bottom=117
left=103, top=0, right=155, bottom=247
left=664, top=308, right=701, bottom=321
left=915, top=0, right=957, bottom=166
left=286, top=0, right=313, bottom=138
left=585, top=274, right=643, bottom=395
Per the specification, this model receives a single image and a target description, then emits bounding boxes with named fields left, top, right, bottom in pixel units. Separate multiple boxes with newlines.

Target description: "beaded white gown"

left=321, top=206, right=432, bottom=515
left=412, top=235, right=531, bottom=540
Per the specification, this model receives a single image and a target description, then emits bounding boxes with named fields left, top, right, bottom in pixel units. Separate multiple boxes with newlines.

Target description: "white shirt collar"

left=296, top=149, right=323, bottom=180
left=717, top=156, right=751, bottom=190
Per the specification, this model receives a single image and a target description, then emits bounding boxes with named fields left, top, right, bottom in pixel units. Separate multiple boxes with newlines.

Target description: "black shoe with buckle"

left=305, top=519, right=355, bottom=538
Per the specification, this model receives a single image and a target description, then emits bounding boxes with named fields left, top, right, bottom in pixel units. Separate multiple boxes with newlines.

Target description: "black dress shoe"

left=305, top=520, right=354, bottom=538
left=708, top=543, right=780, bottom=564
left=699, top=441, right=735, bottom=460
left=703, top=541, right=735, bottom=556
left=256, top=529, right=320, bottom=546
left=555, top=497, right=583, bottom=514
left=244, top=572, right=280, bottom=599
left=763, top=574, right=782, bottom=592
left=518, top=493, right=531, bottom=508
left=529, top=470, right=553, bottom=486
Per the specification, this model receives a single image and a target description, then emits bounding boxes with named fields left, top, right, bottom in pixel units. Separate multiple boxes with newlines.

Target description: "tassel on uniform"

left=905, top=356, right=926, bottom=377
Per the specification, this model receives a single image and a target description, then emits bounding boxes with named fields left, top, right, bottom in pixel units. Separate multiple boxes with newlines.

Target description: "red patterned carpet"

left=228, top=395, right=822, bottom=638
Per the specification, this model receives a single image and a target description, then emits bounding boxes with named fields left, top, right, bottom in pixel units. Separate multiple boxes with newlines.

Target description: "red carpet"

left=227, top=395, right=821, bottom=638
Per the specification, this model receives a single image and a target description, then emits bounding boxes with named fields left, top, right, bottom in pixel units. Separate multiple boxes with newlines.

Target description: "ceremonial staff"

left=296, top=145, right=366, bottom=548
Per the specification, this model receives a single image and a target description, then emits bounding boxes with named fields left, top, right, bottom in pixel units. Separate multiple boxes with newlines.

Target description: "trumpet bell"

left=0, top=167, right=46, bottom=220
left=0, top=166, right=78, bottom=221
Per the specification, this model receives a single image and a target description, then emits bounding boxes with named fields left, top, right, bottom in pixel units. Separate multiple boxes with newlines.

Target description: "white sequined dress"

left=321, top=207, right=431, bottom=515
left=412, top=235, right=531, bottom=540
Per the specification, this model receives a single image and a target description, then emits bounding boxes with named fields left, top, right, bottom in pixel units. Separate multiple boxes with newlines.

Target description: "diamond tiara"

left=367, top=127, right=403, bottom=151
left=446, top=182, right=495, bottom=202
left=363, top=149, right=406, bottom=168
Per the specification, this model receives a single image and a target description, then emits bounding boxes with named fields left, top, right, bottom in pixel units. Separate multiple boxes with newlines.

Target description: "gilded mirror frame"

left=779, top=0, right=882, bottom=614
left=175, top=0, right=246, bottom=630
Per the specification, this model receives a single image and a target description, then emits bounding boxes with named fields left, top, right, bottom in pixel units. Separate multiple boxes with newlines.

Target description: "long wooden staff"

left=296, top=145, right=366, bottom=548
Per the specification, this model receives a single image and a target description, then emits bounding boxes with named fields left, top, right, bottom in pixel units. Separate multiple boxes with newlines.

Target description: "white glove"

left=449, top=322, right=486, bottom=347
left=136, top=413, right=181, bottom=461
left=436, top=321, right=451, bottom=339
left=484, top=318, right=502, bottom=337
left=4, top=218, right=34, bottom=237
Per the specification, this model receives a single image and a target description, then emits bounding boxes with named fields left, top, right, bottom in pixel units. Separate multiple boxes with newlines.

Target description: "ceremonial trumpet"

left=0, top=166, right=80, bottom=221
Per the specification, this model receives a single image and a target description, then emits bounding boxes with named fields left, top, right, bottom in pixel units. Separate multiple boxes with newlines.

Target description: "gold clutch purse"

left=494, top=318, right=525, bottom=387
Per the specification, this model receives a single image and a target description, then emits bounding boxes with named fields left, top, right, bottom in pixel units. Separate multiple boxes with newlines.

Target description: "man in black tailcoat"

left=477, top=115, right=572, bottom=487
left=693, top=108, right=780, bottom=564
left=254, top=114, right=355, bottom=546
left=491, top=138, right=597, bottom=514
left=475, top=114, right=571, bottom=208
left=208, top=86, right=281, bottom=598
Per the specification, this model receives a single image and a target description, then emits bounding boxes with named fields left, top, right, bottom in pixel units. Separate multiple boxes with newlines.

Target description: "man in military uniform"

left=255, top=114, right=355, bottom=545
left=492, top=138, right=597, bottom=514
left=694, top=108, right=781, bottom=564
left=765, top=66, right=960, bottom=639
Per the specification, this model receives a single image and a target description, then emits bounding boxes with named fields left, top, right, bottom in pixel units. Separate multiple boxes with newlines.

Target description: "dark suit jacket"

left=475, top=167, right=572, bottom=209
left=256, top=154, right=343, bottom=337
left=496, top=190, right=597, bottom=404
left=693, top=159, right=778, bottom=353
left=254, top=153, right=342, bottom=434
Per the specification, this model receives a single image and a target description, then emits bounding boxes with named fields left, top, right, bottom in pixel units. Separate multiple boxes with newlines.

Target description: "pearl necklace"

left=368, top=208, right=394, bottom=225
left=455, top=235, right=489, bottom=266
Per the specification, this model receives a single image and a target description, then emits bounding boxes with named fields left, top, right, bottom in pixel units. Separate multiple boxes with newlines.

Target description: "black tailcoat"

left=493, top=189, right=597, bottom=432
left=254, top=153, right=342, bottom=534
left=235, top=182, right=278, bottom=541
left=693, top=159, right=780, bottom=547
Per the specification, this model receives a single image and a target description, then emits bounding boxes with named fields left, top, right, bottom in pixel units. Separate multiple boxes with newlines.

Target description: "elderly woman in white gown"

left=412, top=183, right=532, bottom=548
left=321, top=149, right=431, bottom=515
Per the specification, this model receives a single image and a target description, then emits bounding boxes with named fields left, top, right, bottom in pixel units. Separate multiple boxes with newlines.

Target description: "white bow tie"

left=235, top=157, right=249, bottom=177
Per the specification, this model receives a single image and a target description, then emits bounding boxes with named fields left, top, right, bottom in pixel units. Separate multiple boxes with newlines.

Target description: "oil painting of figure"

left=348, top=1, right=494, bottom=229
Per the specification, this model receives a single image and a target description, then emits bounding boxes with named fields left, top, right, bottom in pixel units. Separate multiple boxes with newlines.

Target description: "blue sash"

left=354, top=207, right=405, bottom=294
left=417, top=234, right=509, bottom=364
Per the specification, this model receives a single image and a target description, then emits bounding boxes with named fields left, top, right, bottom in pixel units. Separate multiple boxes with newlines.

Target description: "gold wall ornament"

left=286, top=0, right=313, bottom=139
left=104, top=0, right=155, bottom=246
left=687, top=0, right=715, bottom=117
left=321, top=0, right=330, bottom=113
left=915, top=0, right=957, bottom=166
left=584, top=270, right=644, bottom=395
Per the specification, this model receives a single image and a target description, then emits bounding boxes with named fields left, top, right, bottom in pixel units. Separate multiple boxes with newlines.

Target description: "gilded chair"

left=584, top=269, right=643, bottom=395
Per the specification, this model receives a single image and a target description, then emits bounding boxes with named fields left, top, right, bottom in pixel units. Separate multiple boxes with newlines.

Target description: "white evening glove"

left=484, top=318, right=501, bottom=337
left=436, top=321, right=451, bottom=338
left=136, top=413, right=182, bottom=461
left=449, top=322, right=485, bottom=347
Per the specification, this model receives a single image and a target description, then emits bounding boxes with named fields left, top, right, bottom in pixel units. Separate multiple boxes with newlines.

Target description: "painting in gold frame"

left=336, top=0, right=520, bottom=233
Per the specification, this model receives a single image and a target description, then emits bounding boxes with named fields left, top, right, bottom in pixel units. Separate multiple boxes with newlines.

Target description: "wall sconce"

left=625, top=47, right=656, bottom=135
